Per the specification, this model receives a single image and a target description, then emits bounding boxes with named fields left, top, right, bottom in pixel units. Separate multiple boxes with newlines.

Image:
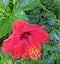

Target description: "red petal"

left=20, top=25, right=45, bottom=35
left=30, top=24, right=45, bottom=29
left=30, top=30, right=49, bottom=44
left=22, top=37, right=41, bottom=60
left=2, top=32, right=25, bottom=59
left=12, top=20, right=29, bottom=32
left=12, top=20, right=45, bottom=35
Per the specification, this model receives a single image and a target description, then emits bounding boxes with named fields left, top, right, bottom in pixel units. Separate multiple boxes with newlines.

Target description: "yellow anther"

left=29, top=46, right=40, bottom=60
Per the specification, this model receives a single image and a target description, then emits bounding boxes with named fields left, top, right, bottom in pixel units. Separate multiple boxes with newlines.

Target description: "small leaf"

left=50, top=31, right=59, bottom=41
left=46, top=55, right=54, bottom=64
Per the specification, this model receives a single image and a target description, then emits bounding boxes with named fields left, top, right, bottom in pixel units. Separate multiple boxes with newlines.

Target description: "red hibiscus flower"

left=2, top=20, right=49, bottom=60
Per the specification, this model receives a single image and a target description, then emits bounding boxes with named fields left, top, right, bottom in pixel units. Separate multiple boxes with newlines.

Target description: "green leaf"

left=0, top=3, right=5, bottom=16
left=0, top=0, right=9, bottom=6
left=21, top=59, right=39, bottom=64
left=0, top=48, right=13, bottom=64
left=46, top=55, right=54, bottom=64
left=13, top=0, right=18, bottom=5
left=16, top=0, right=40, bottom=9
left=50, top=31, right=59, bottom=41
left=43, top=43, right=60, bottom=53
left=55, top=52, right=60, bottom=60
left=10, top=8, right=28, bottom=22
left=0, top=18, right=12, bottom=38
left=56, top=0, right=60, bottom=7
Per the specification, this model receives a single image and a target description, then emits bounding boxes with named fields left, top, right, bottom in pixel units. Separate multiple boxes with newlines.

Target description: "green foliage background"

left=0, top=0, right=60, bottom=64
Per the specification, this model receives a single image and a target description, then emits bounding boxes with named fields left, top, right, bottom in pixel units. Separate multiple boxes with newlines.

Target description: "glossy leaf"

left=0, top=18, right=12, bottom=38
left=10, top=8, right=28, bottom=22
left=16, top=0, right=40, bottom=9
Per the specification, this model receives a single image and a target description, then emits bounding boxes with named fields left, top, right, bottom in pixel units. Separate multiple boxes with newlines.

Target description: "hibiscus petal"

left=20, top=24, right=45, bottom=35
left=12, top=20, right=29, bottom=32
left=30, top=30, right=49, bottom=44
left=22, top=37, right=41, bottom=60
left=30, top=24, right=45, bottom=29
left=2, top=32, right=25, bottom=59
left=12, top=20, right=45, bottom=35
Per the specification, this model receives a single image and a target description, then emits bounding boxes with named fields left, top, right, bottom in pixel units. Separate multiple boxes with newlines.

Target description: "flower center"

left=21, top=32, right=31, bottom=39
left=29, top=46, right=40, bottom=60
left=21, top=32, right=31, bottom=44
